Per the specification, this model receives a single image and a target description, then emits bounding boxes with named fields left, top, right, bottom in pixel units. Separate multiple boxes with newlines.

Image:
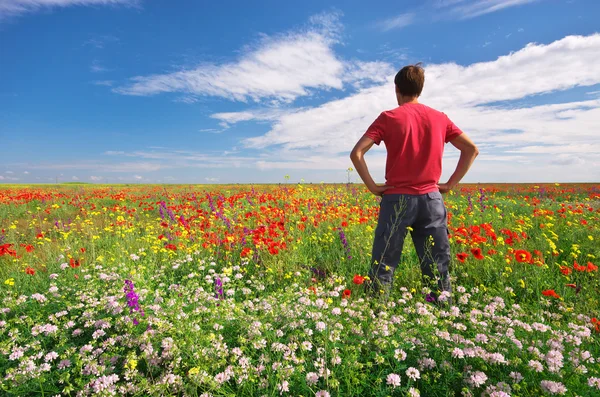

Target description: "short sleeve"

left=363, top=112, right=387, bottom=145
left=445, top=114, right=463, bottom=143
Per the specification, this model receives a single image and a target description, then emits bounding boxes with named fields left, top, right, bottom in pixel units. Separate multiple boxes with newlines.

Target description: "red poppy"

left=25, top=267, right=35, bottom=275
left=308, top=286, right=317, bottom=294
left=165, top=244, right=177, bottom=251
left=574, top=261, right=587, bottom=272
left=487, top=249, right=497, bottom=255
left=0, top=244, right=18, bottom=257
left=559, top=266, right=572, bottom=276
left=541, top=289, right=560, bottom=299
left=587, top=262, right=598, bottom=272
left=514, top=250, right=532, bottom=263
left=25, top=245, right=34, bottom=253
left=352, top=274, right=365, bottom=285
left=470, top=247, right=484, bottom=260
left=341, top=221, right=348, bottom=228
left=240, top=247, right=252, bottom=257
left=456, top=252, right=468, bottom=263
left=342, top=289, right=351, bottom=299
left=158, top=234, right=165, bottom=240
left=592, top=318, right=600, bottom=333
left=70, top=258, right=81, bottom=268
left=565, top=283, right=577, bottom=289
left=36, top=233, right=44, bottom=239
left=80, top=247, right=86, bottom=253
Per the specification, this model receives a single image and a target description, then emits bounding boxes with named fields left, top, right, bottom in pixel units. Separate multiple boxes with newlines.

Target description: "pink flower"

left=386, top=373, right=401, bottom=388
left=406, top=367, right=420, bottom=381
left=468, top=371, right=488, bottom=388
left=315, top=392, right=330, bottom=397
left=306, top=372, right=319, bottom=386
left=588, top=377, right=600, bottom=389
left=540, top=380, right=567, bottom=395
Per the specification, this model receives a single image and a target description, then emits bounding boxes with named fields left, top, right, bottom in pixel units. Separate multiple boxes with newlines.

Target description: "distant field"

left=0, top=183, right=599, bottom=396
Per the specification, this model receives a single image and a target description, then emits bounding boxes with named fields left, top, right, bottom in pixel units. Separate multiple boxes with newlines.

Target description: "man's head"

left=394, top=63, right=424, bottom=104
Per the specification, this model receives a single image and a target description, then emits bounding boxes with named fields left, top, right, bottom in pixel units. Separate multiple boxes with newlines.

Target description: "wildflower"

left=514, top=249, right=532, bottom=263
left=306, top=372, right=319, bottom=386
left=315, top=392, right=330, bottom=397
left=456, top=252, right=469, bottom=262
left=406, top=367, right=420, bottom=381
left=559, top=265, right=571, bottom=275
left=587, top=262, right=598, bottom=272
left=278, top=381, right=289, bottom=394
left=588, top=377, right=600, bottom=389
left=468, top=371, right=488, bottom=387
left=394, top=349, right=407, bottom=361
left=214, top=277, right=224, bottom=300
left=528, top=360, right=544, bottom=372
left=4, top=278, right=14, bottom=286
left=408, top=388, right=420, bottom=397
left=123, top=280, right=144, bottom=324
left=342, top=289, right=351, bottom=299
left=69, top=258, right=81, bottom=268
left=471, top=247, right=484, bottom=260
left=540, top=380, right=567, bottom=395
left=352, top=274, right=365, bottom=285
left=57, top=359, right=71, bottom=369
left=25, top=266, right=35, bottom=275
left=542, top=289, right=561, bottom=299
left=386, top=373, right=401, bottom=388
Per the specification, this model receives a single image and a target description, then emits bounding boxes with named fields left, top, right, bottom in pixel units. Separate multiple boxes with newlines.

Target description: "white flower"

left=386, top=373, right=401, bottom=388
left=406, top=367, right=420, bottom=381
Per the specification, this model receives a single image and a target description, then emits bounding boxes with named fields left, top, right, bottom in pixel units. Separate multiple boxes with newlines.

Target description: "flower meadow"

left=0, top=183, right=599, bottom=397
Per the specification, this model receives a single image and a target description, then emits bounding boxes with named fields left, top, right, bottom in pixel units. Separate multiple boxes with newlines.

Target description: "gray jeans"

left=368, top=191, right=452, bottom=299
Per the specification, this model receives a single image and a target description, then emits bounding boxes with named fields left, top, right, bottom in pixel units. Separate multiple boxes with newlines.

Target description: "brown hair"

left=394, top=63, right=424, bottom=97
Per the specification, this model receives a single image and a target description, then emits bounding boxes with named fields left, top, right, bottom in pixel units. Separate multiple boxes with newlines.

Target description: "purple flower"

left=215, top=277, right=224, bottom=300
left=124, top=280, right=144, bottom=325
left=337, top=228, right=351, bottom=260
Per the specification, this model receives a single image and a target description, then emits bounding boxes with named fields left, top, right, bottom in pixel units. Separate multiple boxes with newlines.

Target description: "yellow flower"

left=519, top=279, right=525, bottom=288
left=126, top=359, right=138, bottom=370
left=4, top=278, right=15, bottom=286
left=588, top=235, right=594, bottom=241
left=188, top=367, right=200, bottom=375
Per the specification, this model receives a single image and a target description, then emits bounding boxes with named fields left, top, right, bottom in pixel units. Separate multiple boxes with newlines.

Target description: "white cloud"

left=90, top=60, right=109, bottom=73
left=232, top=34, right=600, bottom=181
left=134, top=175, right=142, bottom=180
left=435, top=0, right=541, bottom=19
left=72, top=176, right=79, bottom=180
left=90, top=176, right=102, bottom=181
left=23, top=171, right=29, bottom=174
left=0, top=0, right=138, bottom=20
left=377, top=13, right=415, bottom=31
left=115, top=12, right=385, bottom=104
left=205, top=177, right=219, bottom=182
left=92, top=80, right=114, bottom=87
left=0, top=175, right=4, bottom=180
left=5, top=171, right=13, bottom=174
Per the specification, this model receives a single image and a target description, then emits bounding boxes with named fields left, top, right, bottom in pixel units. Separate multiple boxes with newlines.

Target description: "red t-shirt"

left=364, top=103, right=463, bottom=195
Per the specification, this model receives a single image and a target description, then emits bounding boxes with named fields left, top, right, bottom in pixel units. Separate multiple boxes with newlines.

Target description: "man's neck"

left=398, top=96, right=419, bottom=106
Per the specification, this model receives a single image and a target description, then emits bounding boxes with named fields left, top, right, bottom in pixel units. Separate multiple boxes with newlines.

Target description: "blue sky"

left=1, top=0, right=599, bottom=184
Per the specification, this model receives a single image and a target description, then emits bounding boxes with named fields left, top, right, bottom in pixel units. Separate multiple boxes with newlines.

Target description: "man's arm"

left=350, top=136, right=391, bottom=196
left=438, top=133, right=479, bottom=193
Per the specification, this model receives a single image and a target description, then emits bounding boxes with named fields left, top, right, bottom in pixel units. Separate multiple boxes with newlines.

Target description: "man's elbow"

left=472, top=146, right=479, bottom=157
left=349, top=149, right=361, bottom=162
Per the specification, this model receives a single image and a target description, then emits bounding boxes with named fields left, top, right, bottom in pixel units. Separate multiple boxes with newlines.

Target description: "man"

left=350, top=63, right=478, bottom=301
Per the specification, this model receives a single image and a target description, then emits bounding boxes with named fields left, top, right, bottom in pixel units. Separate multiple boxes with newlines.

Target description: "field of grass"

left=0, top=183, right=599, bottom=396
